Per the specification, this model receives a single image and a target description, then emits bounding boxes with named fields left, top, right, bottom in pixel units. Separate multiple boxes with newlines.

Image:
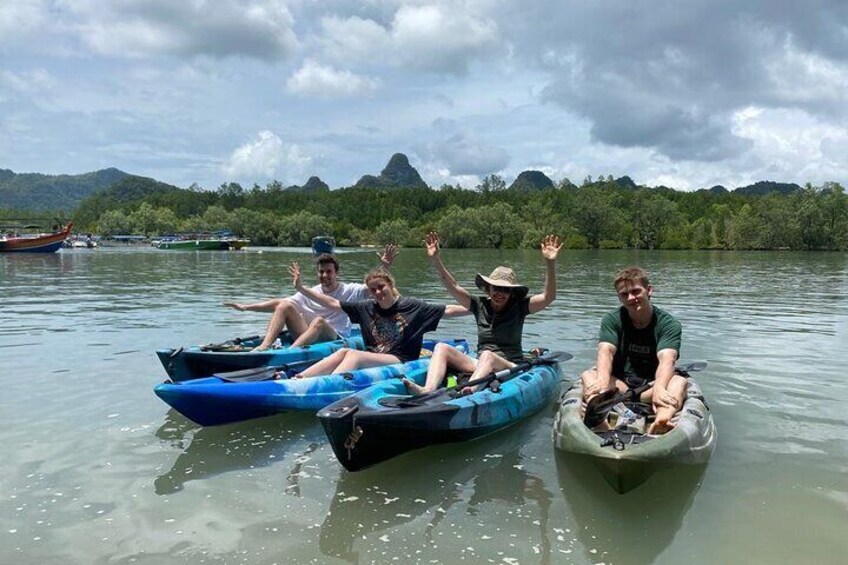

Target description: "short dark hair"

left=316, top=253, right=339, bottom=272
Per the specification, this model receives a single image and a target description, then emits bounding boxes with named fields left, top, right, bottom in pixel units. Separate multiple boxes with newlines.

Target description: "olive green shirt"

left=469, top=295, right=531, bottom=363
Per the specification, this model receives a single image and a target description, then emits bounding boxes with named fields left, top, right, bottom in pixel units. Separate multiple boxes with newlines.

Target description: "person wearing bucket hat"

left=403, top=231, right=562, bottom=395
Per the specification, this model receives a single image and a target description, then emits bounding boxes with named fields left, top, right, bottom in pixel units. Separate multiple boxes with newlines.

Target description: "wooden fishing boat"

left=0, top=223, right=73, bottom=253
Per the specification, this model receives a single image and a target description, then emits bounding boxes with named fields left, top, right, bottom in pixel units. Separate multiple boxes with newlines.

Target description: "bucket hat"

left=475, top=266, right=529, bottom=297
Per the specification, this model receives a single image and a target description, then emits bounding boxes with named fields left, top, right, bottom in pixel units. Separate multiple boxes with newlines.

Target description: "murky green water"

left=2, top=246, right=846, bottom=564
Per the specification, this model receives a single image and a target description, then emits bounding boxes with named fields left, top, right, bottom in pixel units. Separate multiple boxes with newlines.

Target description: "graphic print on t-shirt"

left=370, top=312, right=409, bottom=353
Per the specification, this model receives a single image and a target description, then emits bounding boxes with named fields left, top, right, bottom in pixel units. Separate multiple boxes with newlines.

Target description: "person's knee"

left=580, top=368, right=598, bottom=385
left=477, top=350, right=496, bottom=363
left=274, top=298, right=296, bottom=314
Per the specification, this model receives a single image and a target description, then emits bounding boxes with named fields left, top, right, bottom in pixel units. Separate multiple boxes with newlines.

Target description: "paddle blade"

left=676, top=361, right=708, bottom=374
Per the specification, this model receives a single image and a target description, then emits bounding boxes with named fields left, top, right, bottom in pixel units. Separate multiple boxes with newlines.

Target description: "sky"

left=1, top=0, right=847, bottom=192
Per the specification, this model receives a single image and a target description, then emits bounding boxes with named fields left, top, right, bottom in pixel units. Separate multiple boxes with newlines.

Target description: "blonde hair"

left=364, top=268, right=401, bottom=298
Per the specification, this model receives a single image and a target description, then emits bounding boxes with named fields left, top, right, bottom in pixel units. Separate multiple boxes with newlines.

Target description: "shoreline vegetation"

left=3, top=173, right=847, bottom=252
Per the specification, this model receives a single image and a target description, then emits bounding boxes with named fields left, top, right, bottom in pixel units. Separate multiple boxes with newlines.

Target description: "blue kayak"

left=317, top=351, right=567, bottom=472
left=156, top=328, right=364, bottom=382
left=154, top=338, right=469, bottom=426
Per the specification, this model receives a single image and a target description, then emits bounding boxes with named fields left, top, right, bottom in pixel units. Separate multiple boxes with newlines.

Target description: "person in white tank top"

left=224, top=245, right=397, bottom=351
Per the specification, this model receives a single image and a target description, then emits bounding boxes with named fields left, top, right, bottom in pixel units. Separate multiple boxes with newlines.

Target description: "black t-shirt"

left=340, top=297, right=446, bottom=362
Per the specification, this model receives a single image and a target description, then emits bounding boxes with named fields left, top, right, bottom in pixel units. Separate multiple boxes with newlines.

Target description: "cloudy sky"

left=2, top=0, right=847, bottom=191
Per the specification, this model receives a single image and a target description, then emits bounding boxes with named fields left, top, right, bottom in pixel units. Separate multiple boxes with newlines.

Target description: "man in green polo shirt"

left=581, top=266, right=686, bottom=435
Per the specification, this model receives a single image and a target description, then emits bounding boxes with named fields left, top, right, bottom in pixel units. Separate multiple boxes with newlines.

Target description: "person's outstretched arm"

left=529, top=234, right=562, bottom=314
left=290, top=262, right=342, bottom=311
left=424, top=232, right=472, bottom=309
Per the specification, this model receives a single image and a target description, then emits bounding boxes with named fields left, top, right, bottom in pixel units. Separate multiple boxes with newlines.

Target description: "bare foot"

left=252, top=344, right=270, bottom=352
left=647, top=419, right=675, bottom=435
left=402, top=378, right=426, bottom=395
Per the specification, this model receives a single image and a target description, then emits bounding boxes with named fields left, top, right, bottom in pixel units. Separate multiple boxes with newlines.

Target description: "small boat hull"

left=154, top=338, right=469, bottom=426
left=552, top=379, right=716, bottom=493
left=156, top=329, right=365, bottom=382
left=0, top=224, right=72, bottom=253
left=312, top=236, right=335, bottom=255
left=319, top=361, right=561, bottom=472
left=157, top=239, right=231, bottom=250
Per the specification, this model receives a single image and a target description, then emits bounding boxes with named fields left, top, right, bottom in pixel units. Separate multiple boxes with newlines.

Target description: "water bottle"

left=611, top=402, right=638, bottom=430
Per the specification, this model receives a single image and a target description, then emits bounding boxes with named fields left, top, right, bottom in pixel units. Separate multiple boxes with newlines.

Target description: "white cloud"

left=223, top=131, right=311, bottom=182
left=0, top=0, right=48, bottom=44
left=69, top=0, right=298, bottom=60
left=287, top=60, right=380, bottom=97
left=314, top=3, right=499, bottom=74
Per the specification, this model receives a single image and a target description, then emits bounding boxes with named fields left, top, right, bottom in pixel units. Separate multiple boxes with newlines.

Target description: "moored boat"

left=318, top=351, right=567, bottom=472
left=154, top=338, right=469, bottom=426
left=157, top=238, right=230, bottom=250
left=156, top=328, right=365, bottom=382
left=312, top=235, right=335, bottom=255
left=552, top=377, right=716, bottom=493
left=0, top=223, right=73, bottom=253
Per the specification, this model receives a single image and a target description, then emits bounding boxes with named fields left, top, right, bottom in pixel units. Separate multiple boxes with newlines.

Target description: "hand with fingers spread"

left=289, top=261, right=303, bottom=291
left=540, top=234, right=563, bottom=261
left=377, top=243, right=399, bottom=269
left=423, top=232, right=441, bottom=258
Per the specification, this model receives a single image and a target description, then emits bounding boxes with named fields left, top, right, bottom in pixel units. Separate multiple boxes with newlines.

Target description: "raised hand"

left=540, top=234, right=562, bottom=261
left=377, top=243, right=399, bottom=269
left=288, top=261, right=302, bottom=289
left=423, top=231, right=441, bottom=258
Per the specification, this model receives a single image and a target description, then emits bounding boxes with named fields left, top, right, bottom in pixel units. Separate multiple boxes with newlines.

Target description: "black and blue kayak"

left=154, top=338, right=469, bottom=426
left=552, top=363, right=716, bottom=493
left=156, top=328, right=364, bottom=382
left=317, top=351, right=570, bottom=472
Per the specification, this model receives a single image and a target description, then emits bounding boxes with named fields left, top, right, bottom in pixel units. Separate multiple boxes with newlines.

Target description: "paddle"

left=383, top=350, right=572, bottom=408
left=213, top=365, right=285, bottom=382
left=583, top=361, right=708, bottom=427
left=199, top=335, right=262, bottom=352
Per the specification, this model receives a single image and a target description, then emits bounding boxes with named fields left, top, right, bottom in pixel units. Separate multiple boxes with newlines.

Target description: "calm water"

left=1, top=246, right=846, bottom=565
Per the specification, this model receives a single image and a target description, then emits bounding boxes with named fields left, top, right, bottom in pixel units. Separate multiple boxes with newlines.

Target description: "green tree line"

left=69, top=176, right=848, bottom=250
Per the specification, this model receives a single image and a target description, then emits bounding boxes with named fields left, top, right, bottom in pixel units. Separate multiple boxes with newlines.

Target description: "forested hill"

left=0, top=168, right=130, bottom=211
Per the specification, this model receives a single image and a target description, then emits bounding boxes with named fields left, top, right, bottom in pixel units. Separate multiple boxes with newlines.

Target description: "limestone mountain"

left=734, top=180, right=801, bottom=196
left=508, top=170, right=554, bottom=191
left=288, top=176, right=329, bottom=192
left=353, top=153, right=428, bottom=189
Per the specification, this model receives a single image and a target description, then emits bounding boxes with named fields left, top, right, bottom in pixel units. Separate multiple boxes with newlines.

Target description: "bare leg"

left=647, top=374, right=688, bottom=435
left=254, top=299, right=309, bottom=351
left=224, top=298, right=284, bottom=313
left=404, top=343, right=477, bottom=394
left=580, top=368, right=624, bottom=403
left=290, top=316, right=338, bottom=347
left=295, top=348, right=399, bottom=378
left=461, top=350, right=514, bottom=393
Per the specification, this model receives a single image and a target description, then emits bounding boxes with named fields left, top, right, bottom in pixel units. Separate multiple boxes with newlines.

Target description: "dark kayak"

left=156, top=328, right=364, bottom=382
left=552, top=377, right=716, bottom=493
left=318, top=352, right=568, bottom=472
left=155, top=338, right=469, bottom=426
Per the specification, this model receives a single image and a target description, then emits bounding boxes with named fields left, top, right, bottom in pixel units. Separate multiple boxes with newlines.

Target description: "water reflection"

left=154, top=411, right=323, bottom=495
left=556, top=452, right=705, bottom=564
left=319, top=415, right=554, bottom=563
